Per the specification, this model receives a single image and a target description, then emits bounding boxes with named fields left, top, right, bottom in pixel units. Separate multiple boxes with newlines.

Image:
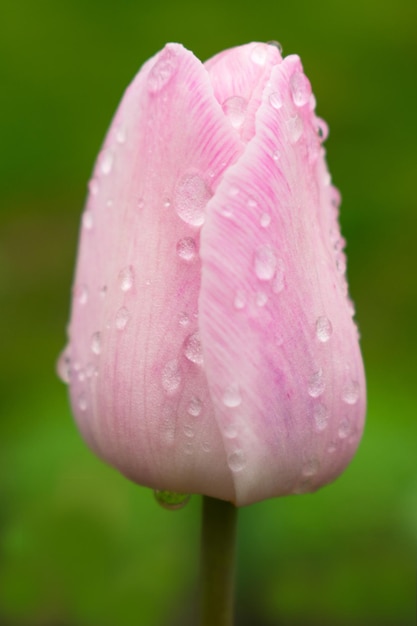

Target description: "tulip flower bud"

left=58, top=42, right=366, bottom=506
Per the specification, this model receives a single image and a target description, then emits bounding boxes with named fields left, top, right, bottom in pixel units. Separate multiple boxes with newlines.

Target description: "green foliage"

left=1, top=0, right=416, bottom=624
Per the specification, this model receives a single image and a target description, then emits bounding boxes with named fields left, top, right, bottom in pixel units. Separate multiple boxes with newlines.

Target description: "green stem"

left=200, top=496, right=238, bottom=626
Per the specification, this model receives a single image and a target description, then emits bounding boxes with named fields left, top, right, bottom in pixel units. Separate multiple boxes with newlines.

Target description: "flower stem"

left=200, top=496, right=238, bottom=626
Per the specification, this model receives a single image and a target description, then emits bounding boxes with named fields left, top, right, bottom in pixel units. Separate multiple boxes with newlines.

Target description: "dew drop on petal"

left=202, top=441, right=211, bottom=453
left=137, top=198, right=145, bottom=210
left=338, top=418, right=351, bottom=439
left=313, top=403, right=329, bottom=431
left=118, top=265, right=134, bottom=291
left=187, top=396, right=202, bottom=417
left=260, top=213, right=271, bottom=228
left=162, top=359, right=181, bottom=394
left=57, top=348, right=71, bottom=383
left=222, top=96, right=247, bottom=130
left=256, top=291, right=268, bottom=307
left=222, top=384, right=242, bottom=408
left=99, top=285, right=107, bottom=299
left=272, top=260, right=285, bottom=294
left=88, top=178, right=99, bottom=196
left=254, top=245, right=277, bottom=281
left=176, top=237, right=196, bottom=261
left=234, top=290, right=246, bottom=310
left=269, top=92, right=283, bottom=110
left=317, top=118, right=329, bottom=142
left=342, top=381, right=360, bottom=405
left=302, top=458, right=320, bottom=477
left=184, top=332, right=203, bottom=365
left=228, top=449, right=246, bottom=472
left=82, top=210, right=93, bottom=230
left=154, top=490, right=190, bottom=510
left=115, top=125, right=126, bottom=144
left=179, top=312, right=190, bottom=328
left=78, top=393, right=87, bottom=412
left=91, top=331, right=102, bottom=355
left=267, top=40, right=283, bottom=54
left=148, top=48, right=178, bottom=93
left=290, top=71, right=312, bottom=107
left=183, top=424, right=194, bottom=438
left=174, top=173, right=211, bottom=227
left=100, top=149, right=114, bottom=175
left=76, top=284, right=88, bottom=305
left=250, top=43, right=268, bottom=65
left=224, top=422, right=238, bottom=439
left=115, top=306, right=130, bottom=330
left=316, top=316, right=333, bottom=342
left=308, top=369, right=325, bottom=398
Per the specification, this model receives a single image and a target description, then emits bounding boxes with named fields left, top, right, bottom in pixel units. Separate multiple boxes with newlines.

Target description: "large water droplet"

left=184, top=332, right=203, bottom=365
left=254, top=245, right=277, bottom=281
left=342, top=381, right=360, bottom=405
left=162, top=359, right=181, bottom=394
left=187, top=396, right=202, bottom=416
left=308, top=369, right=325, bottom=398
left=290, top=71, right=312, bottom=107
left=228, top=449, right=246, bottom=472
left=148, top=48, right=178, bottom=93
left=91, top=331, right=102, bottom=355
left=119, top=265, right=134, bottom=291
left=115, top=306, right=130, bottom=330
left=222, top=96, right=247, bottom=130
left=316, top=316, right=333, bottom=342
left=222, top=384, right=242, bottom=408
left=100, top=149, right=114, bottom=175
left=269, top=92, right=283, bottom=110
left=313, top=403, right=329, bottom=431
left=250, top=43, right=268, bottom=65
left=176, top=237, right=197, bottom=261
left=154, top=490, right=190, bottom=510
left=174, top=173, right=211, bottom=227
left=287, top=115, right=304, bottom=143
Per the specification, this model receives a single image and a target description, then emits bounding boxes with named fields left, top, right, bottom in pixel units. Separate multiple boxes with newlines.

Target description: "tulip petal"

left=200, top=53, right=366, bottom=505
left=67, top=44, right=252, bottom=499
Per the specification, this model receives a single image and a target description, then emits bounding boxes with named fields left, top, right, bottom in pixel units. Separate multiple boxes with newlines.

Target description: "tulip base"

left=200, top=496, right=238, bottom=626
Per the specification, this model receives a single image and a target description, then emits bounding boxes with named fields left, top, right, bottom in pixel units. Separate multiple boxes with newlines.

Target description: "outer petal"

left=65, top=44, right=249, bottom=499
left=199, top=54, right=366, bottom=506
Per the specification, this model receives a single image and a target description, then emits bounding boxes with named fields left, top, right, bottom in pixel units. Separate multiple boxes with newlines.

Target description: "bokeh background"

left=1, top=0, right=416, bottom=624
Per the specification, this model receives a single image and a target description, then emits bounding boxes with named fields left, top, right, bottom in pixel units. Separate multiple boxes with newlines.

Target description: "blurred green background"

left=1, top=0, right=416, bottom=624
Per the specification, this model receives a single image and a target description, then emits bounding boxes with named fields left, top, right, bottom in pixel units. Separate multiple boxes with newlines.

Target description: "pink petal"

left=200, top=54, right=366, bottom=505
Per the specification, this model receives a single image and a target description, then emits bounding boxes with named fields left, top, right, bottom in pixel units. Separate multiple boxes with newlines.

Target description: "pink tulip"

left=59, top=42, right=366, bottom=506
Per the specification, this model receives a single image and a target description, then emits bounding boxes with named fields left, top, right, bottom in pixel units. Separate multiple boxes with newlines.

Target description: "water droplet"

left=106, top=199, right=113, bottom=208
left=316, top=316, right=333, bottom=342
left=224, top=422, right=238, bottom=439
left=174, top=173, right=211, bottom=227
left=184, top=332, right=203, bottom=365
left=269, top=91, right=283, bottom=110
left=162, top=359, right=181, bottom=394
left=88, top=178, right=99, bottom=196
left=222, top=96, right=247, bottom=130
left=57, top=348, right=71, bottom=383
left=328, top=442, right=337, bottom=453
left=247, top=197, right=257, bottom=209
left=336, top=254, right=346, bottom=274
left=184, top=442, right=194, bottom=455
left=272, top=149, right=281, bottom=161
left=82, top=209, right=93, bottom=230
left=256, top=291, right=268, bottom=307
left=309, top=93, right=317, bottom=110
left=163, top=198, right=171, bottom=208
left=91, top=331, right=102, bottom=355
left=115, top=306, right=130, bottom=330
left=228, top=449, right=246, bottom=472
left=202, top=441, right=211, bottom=453
left=100, top=149, right=114, bottom=175
left=313, top=403, right=329, bottom=431
left=78, top=392, right=87, bottom=412
left=234, top=290, right=246, bottom=310
left=176, top=237, right=197, bottom=261
left=260, top=213, right=271, bottom=228
left=187, top=396, right=202, bottom=417
left=254, top=245, right=277, bottom=281
left=267, top=40, right=283, bottom=54
left=308, top=369, right=325, bottom=398
left=76, top=284, right=88, bottom=305
left=179, top=312, right=190, bottom=327
left=183, top=424, right=194, bottom=438
left=78, top=368, right=86, bottom=382
left=137, top=197, right=145, bottom=209
left=154, top=490, right=190, bottom=510
left=342, top=381, right=360, bottom=405
left=115, top=125, right=126, bottom=144
left=250, top=43, right=268, bottom=65
left=272, top=259, right=285, bottom=293
left=148, top=47, right=178, bottom=93
left=287, top=115, right=304, bottom=143
left=338, top=418, right=351, bottom=439
left=290, top=71, right=312, bottom=107
left=119, top=265, right=134, bottom=291
left=85, top=363, right=96, bottom=378
left=99, top=285, right=107, bottom=298
left=302, top=458, right=320, bottom=477
left=316, top=118, right=329, bottom=142
left=222, top=384, right=242, bottom=408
